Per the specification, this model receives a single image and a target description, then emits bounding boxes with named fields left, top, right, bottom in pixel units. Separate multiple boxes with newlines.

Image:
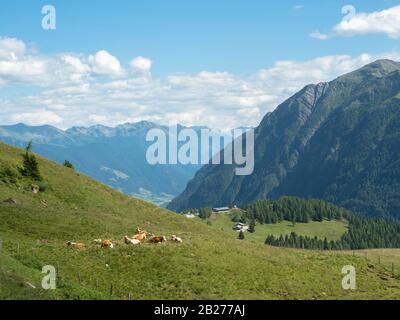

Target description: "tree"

left=25, top=141, right=33, bottom=153
left=248, top=218, right=256, bottom=233
left=238, top=230, right=245, bottom=240
left=63, top=160, right=74, bottom=170
left=198, top=207, right=212, bottom=220
left=20, top=141, right=42, bottom=181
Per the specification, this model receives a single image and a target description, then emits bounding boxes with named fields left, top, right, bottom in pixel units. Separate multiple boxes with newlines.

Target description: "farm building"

left=212, top=207, right=230, bottom=213
left=232, top=223, right=249, bottom=232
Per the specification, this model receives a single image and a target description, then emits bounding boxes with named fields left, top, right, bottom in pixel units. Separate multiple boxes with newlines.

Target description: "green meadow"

left=0, top=143, right=399, bottom=300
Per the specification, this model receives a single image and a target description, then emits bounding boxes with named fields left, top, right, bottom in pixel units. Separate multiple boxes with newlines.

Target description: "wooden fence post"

left=77, top=272, right=82, bottom=284
left=110, top=283, right=113, bottom=296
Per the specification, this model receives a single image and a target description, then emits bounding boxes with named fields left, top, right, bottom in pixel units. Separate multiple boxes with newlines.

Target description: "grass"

left=340, top=249, right=400, bottom=275
left=0, top=142, right=399, bottom=300
left=199, top=212, right=348, bottom=244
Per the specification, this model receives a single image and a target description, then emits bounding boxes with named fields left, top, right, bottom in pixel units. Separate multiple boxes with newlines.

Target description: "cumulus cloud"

left=0, top=36, right=399, bottom=129
left=334, top=5, right=400, bottom=39
left=61, top=55, right=90, bottom=74
left=0, top=37, right=26, bottom=60
left=89, top=50, right=124, bottom=76
left=130, top=56, right=152, bottom=73
left=312, top=5, right=400, bottom=40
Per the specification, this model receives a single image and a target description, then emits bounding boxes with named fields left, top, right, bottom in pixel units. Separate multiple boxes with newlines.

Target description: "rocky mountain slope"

left=169, top=60, right=400, bottom=218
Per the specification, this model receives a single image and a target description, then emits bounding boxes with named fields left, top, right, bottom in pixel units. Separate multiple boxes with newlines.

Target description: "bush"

left=199, top=208, right=212, bottom=220
left=0, top=162, right=19, bottom=184
left=37, top=181, right=50, bottom=192
left=63, top=160, right=74, bottom=170
left=230, top=209, right=247, bottom=224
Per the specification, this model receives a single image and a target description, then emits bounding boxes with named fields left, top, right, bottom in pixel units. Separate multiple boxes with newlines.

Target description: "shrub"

left=0, top=162, right=19, bottom=184
left=37, top=181, right=50, bottom=192
left=63, top=160, right=74, bottom=170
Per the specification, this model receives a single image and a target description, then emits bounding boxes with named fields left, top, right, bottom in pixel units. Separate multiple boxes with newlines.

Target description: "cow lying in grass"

left=124, top=236, right=141, bottom=246
left=133, top=232, right=147, bottom=242
left=101, top=239, right=114, bottom=249
left=171, top=235, right=183, bottom=243
left=66, top=241, right=86, bottom=249
left=150, top=236, right=167, bottom=244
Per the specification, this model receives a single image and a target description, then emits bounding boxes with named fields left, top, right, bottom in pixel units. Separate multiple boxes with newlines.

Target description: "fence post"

left=96, top=279, right=99, bottom=290
left=392, top=263, right=395, bottom=274
left=378, top=256, right=381, bottom=265
left=110, top=283, right=113, bottom=296
left=128, top=292, right=131, bottom=300
left=77, top=272, right=82, bottom=284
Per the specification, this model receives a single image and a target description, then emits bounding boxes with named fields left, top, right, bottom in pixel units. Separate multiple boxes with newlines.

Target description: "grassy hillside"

left=197, top=212, right=348, bottom=244
left=0, top=143, right=399, bottom=300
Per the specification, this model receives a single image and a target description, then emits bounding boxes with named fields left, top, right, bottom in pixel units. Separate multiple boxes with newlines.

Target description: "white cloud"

left=309, top=31, right=329, bottom=40
left=61, top=55, right=90, bottom=74
left=0, top=37, right=26, bottom=60
left=0, top=58, right=48, bottom=81
left=1, top=37, right=400, bottom=130
left=89, top=50, right=124, bottom=76
left=8, top=109, right=63, bottom=126
left=130, top=56, right=152, bottom=73
left=312, top=5, right=400, bottom=40
left=334, top=5, right=400, bottom=39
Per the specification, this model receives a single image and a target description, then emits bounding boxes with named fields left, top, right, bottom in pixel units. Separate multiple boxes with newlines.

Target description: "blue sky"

left=1, top=0, right=399, bottom=75
left=1, top=1, right=400, bottom=129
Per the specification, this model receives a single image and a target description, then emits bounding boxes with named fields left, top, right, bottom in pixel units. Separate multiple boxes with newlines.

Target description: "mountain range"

left=168, top=59, right=400, bottom=219
left=0, top=121, right=205, bottom=205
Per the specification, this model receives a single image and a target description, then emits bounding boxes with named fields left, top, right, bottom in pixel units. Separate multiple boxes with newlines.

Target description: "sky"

left=1, top=0, right=400, bottom=129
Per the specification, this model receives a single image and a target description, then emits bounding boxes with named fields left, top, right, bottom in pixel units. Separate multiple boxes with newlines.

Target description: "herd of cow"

left=66, top=227, right=183, bottom=250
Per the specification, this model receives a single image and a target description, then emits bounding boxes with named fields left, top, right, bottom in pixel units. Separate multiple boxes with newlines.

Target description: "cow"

left=124, top=236, right=141, bottom=246
left=102, top=239, right=114, bottom=249
left=66, top=241, right=86, bottom=249
left=135, top=227, right=145, bottom=235
left=133, top=232, right=147, bottom=242
left=171, top=235, right=183, bottom=243
left=150, top=236, right=167, bottom=244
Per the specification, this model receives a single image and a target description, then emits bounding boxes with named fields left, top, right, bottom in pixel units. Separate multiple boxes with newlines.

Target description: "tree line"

left=243, top=197, right=348, bottom=224
left=244, top=198, right=400, bottom=250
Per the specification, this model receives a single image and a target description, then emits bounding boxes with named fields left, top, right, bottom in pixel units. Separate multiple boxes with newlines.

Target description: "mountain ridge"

left=168, top=59, right=400, bottom=218
left=0, top=121, right=206, bottom=205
